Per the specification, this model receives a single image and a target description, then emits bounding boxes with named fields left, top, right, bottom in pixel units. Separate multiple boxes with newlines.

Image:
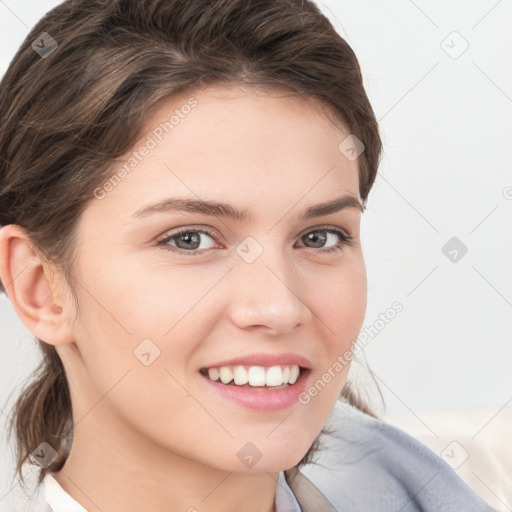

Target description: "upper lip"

left=201, top=353, right=312, bottom=370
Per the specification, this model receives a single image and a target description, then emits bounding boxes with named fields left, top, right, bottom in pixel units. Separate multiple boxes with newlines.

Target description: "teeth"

left=233, top=365, right=249, bottom=385
left=288, top=365, right=300, bottom=385
left=219, top=367, right=233, bottom=384
left=248, top=366, right=266, bottom=386
left=208, top=368, right=220, bottom=381
left=265, top=366, right=283, bottom=386
left=203, top=365, right=302, bottom=387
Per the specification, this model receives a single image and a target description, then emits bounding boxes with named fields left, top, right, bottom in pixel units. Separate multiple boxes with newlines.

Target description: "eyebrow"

left=132, top=194, right=363, bottom=221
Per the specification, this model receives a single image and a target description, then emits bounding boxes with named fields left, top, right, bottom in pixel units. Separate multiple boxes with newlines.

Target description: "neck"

left=51, top=408, right=279, bottom=512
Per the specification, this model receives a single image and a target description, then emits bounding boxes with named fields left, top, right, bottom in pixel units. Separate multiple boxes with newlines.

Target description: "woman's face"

left=61, top=84, right=367, bottom=474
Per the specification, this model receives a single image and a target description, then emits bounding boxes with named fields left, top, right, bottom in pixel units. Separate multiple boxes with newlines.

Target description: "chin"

left=237, top=443, right=312, bottom=475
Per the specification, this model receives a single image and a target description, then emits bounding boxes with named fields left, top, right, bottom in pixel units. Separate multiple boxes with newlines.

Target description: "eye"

left=295, top=226, right=355, bottom=254
left=157, top=225, right=355, bottom=256
left=157, top=227, right=219, bottom=256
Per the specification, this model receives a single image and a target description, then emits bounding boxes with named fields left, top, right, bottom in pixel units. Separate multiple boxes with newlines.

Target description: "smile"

left=199, top=364, right=303, bottom=389
left=199, top=363, right=311, bottom=411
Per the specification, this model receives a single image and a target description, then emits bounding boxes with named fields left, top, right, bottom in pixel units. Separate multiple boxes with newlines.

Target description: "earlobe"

left=0, top=224, right=74, bottom=346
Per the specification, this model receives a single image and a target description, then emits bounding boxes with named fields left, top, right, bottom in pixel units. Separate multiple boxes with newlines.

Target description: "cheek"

left=69, top=256, right=224, bottom=398
left=69, top=280, right=202, bottom=440
left=311, top=258, right=367, bottom=347
left=288, top=258, right=364, bottom=434
left=104, top=256, right=227, bottom=337
left=301, top=258, right=366, bottom=408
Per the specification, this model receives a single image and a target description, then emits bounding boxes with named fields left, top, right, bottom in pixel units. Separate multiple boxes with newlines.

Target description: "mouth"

left=199, top=364, right=307, bottom=390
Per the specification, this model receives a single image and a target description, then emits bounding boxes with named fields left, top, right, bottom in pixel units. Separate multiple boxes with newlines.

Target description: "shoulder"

left=297, top=400, right=496, bottom=512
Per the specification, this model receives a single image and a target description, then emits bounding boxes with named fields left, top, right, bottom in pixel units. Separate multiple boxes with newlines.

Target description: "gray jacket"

left=277, top=400, right=497, bottom=511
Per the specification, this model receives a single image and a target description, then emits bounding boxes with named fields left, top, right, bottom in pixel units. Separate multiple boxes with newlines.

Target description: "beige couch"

left=382, top=406, right=512, bottom=512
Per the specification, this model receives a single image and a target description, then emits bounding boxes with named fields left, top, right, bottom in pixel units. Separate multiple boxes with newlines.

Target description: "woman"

left=0, top=0, right=495, bottom=510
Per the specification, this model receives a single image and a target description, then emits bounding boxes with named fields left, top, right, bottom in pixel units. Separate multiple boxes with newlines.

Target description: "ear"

left=0, top=224, right=75, bottom=346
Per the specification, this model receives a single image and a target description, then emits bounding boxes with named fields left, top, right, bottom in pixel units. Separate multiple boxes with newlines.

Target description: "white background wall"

left=1, top=0, right=511, bottom=507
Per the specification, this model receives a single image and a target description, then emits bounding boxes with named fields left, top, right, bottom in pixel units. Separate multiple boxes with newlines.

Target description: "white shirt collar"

left=43, top=474, right=87, bottom=512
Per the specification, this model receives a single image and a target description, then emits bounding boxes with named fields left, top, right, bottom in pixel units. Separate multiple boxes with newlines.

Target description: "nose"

left=227, top=245, right=312, bottom=336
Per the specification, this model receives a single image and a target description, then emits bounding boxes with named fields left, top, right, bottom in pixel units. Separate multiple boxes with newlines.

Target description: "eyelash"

left=157, top=225, right=355, bottom=257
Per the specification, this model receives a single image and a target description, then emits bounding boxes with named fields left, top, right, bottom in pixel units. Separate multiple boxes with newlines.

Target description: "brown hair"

left=0, top=0, right=383, bottom=489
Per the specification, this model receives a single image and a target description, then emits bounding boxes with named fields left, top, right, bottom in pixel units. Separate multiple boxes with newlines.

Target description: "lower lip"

left=200, top=369, right=311, bottom=411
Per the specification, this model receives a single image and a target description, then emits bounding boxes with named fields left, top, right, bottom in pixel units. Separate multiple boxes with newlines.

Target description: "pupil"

left=180, top=232, right=199, bottom=249
left=307, top=231, right=325, bottom=248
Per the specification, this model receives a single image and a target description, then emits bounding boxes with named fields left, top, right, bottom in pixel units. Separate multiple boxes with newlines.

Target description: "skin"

left=0, top=84, right=367, bottom=512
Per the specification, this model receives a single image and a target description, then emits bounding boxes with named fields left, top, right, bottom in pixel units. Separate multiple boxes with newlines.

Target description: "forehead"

left=133, top=83, right=357, bottom=180
left=88, top=83, right=361, bottom=224
left=151, top=83, right=347, bottom=140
